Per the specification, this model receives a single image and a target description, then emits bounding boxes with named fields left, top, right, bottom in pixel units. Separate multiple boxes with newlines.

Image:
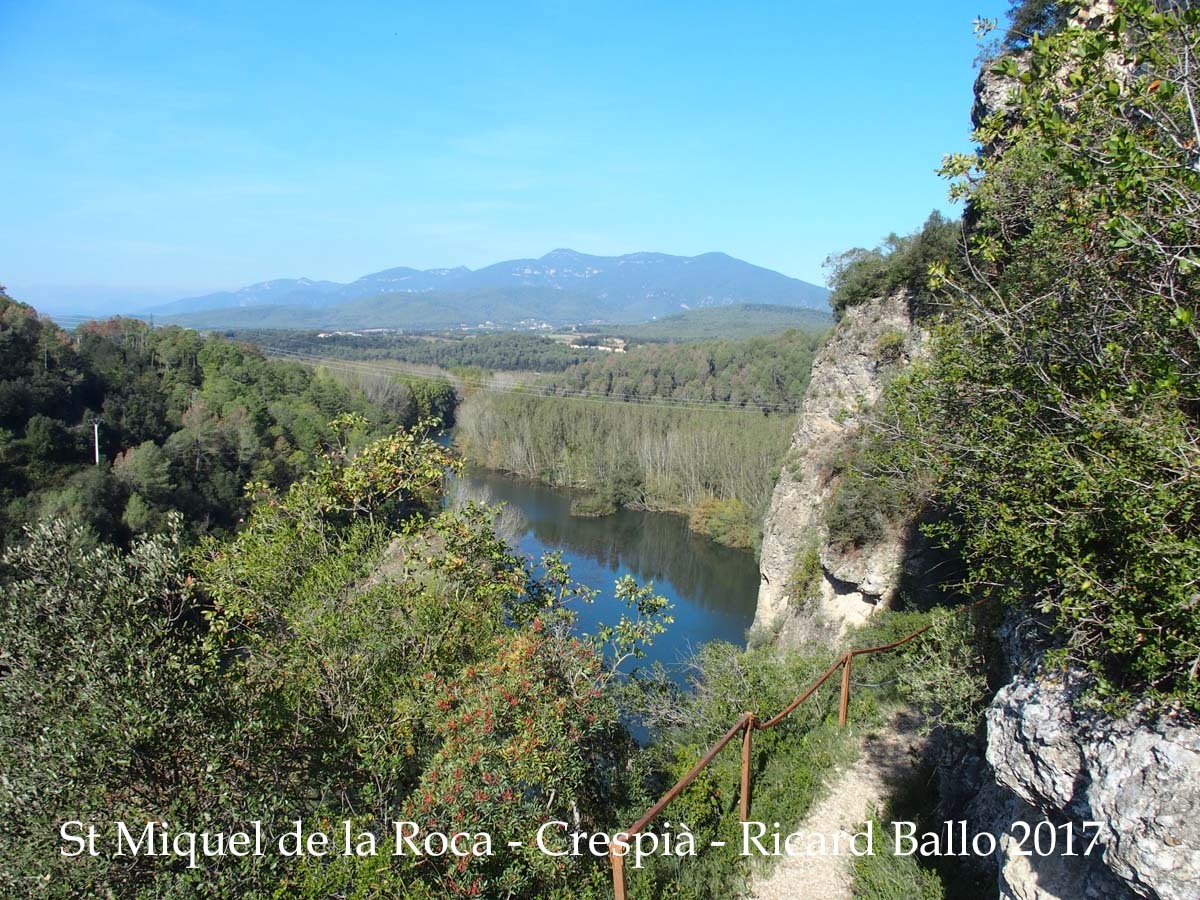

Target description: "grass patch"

left=851, top=810, right=946, bottom=900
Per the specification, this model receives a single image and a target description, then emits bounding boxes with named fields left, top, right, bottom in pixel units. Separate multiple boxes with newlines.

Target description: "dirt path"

left=747, top=709, right=928, bottom=900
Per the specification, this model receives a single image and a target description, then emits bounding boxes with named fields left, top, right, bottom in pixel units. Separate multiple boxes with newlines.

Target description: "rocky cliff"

left=753, top=290, right=923, bottom=644
left=963, top=8, right=1199, bottom=896
left=984, top=668, right=1199, bottom=900
left=755, top=11, right=1199, bottom=897
left=932, top=614, right=1200, bottom=900
left=755, top=285, right=1200, bottom=897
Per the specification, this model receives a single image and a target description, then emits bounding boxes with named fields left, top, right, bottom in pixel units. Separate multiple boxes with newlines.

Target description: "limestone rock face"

left=753, top=292, right=922, bottom=643
left=986, top=672, right=1200, bottom=900
left=995, top=790, right=1138, bottom=900
left=972, top=57, right=1023, bottom=131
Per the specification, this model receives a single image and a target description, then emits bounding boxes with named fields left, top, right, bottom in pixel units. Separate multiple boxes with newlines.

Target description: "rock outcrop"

left=753, top=291, right=923, bottom=644
left=956, top=8, right=1199, bottom=896
left=985, top=671, right=1200, bottom=900
left=927, top=614, right=1199, bottom=899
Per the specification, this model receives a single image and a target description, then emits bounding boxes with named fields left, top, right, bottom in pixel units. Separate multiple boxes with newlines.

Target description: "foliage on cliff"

left=1001, top=0, right=1077, bottom=50
left=854, top=1, right=1200, bottom=712
left=823, top=211, right=963, bottom=318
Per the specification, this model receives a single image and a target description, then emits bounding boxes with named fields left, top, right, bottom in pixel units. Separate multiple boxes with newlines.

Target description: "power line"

left=282, top=350, right=802, bottom=414
left=260, top=347, right=803, bottom=415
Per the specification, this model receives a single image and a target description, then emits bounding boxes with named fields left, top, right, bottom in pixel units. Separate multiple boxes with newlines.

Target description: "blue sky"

left=1, top=1, right=1007, bottom=312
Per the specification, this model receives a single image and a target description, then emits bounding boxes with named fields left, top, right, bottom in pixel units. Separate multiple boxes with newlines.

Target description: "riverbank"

left=452, top=392, right=793, bottom=551
left=447, top=465, right=760, bottom=673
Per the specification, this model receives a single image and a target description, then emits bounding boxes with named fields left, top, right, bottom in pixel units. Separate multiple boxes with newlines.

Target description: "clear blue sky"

left=1, top=0, right=1007, bottom=312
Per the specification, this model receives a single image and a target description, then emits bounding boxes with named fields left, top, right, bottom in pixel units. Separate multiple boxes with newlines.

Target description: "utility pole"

left=90, top=419, right=102, bottom=466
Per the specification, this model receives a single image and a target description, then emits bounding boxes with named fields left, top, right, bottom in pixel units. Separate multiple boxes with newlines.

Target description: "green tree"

left=878, top=1, right=1200, bottom=710
left=823, top=210, right=962, bottom=318
left=1003, top=0, right=1075, bottom=49
left=0, top=516, right=225, bottom=896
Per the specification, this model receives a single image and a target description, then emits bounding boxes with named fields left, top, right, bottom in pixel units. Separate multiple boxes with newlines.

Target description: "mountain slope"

left=612, top=303, right=832, bottom=341
left=148, top=249, right=829, bottom=329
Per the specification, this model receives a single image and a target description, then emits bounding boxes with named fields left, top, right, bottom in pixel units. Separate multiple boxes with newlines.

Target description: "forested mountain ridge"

left=147, top=249, right=830, bottom=330
left=611, top=303, right=832, bottom=341
left=0, top=289, right=451, bottom=546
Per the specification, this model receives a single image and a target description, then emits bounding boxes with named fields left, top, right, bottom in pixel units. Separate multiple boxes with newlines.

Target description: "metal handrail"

left=608, top=613, right=957, bottom=899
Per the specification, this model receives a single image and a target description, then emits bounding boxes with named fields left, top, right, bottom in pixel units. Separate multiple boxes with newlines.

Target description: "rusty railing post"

left=601, top=606, right=982, bottom=900
left=611, top=840, right=627, bottom=900
left=837, top=652, right=852, bottom=727
left=740, top=712, right=755, bottom=822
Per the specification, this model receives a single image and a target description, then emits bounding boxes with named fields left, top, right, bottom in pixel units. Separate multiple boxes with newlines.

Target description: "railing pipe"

left=739, top=713, right=755, bottom=822
left=623, top=712, right=751, bottom=839
left=838, top=653, right=853, bottom=727
left=609, top=713, right=751, bottom=900
left=610, top=847, right=626, bottom=900
left=609, top=603, right=987, bottom=899
left=756, top=652, right=847, bottom=730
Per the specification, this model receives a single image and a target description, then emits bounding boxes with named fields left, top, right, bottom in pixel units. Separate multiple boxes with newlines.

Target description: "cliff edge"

left=753, top=291, right=923, bottom=644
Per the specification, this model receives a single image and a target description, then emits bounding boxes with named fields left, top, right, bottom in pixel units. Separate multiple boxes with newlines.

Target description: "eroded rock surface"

left=986, top=672, right=1200, bottom=900
left=753, top=292, right=922, bottom=643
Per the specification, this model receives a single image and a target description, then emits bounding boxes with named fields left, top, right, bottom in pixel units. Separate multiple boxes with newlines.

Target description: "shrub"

left=689, top=496, right=755, bottom=549
left=824, top=472, right=911, bottom=553
left=873, top=330, right=907, bottom=365
left=1003, top=0, right=1074, bottom=50
left=895, top=607, right=993, bottom=736
left=571, top=492, right=617, bottom=517
left=894, top=1, right=1200, bottom=711
left=824, top=211, right=962, bottom=318
left=789, top=537, right=824, bottom=606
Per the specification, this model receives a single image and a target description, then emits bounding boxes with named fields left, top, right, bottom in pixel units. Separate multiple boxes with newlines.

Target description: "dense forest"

left=611, top=303, right=831, bottom=342
left=226, top=329, right=604, bottom=372
left=455, top=396, right=792, bottom=549
left=0, top=293, right=453, bottom=546
left=451, top=330, right=822, bottom=548
left=541, top=330, right=824, bottom=412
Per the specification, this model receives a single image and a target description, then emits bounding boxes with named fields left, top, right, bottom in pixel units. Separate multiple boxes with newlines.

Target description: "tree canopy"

left=0, top=295, right=452, bottom=547
left=856, top=0, right=1200, bottom=711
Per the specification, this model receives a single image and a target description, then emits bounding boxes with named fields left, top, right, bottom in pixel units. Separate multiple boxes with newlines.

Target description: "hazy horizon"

left=9, top=246, right=834, bottom=318
left=3, top=1, right=1008, bottom=315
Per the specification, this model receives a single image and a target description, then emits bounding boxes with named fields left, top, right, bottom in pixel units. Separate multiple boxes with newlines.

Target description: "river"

left=447, top=465, right=760, bottom=675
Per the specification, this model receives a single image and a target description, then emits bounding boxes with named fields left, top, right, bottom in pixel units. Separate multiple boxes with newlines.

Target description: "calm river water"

left=447, top=466, right=759, bottom=674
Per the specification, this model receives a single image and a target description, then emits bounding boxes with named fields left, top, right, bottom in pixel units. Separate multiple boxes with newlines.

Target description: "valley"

left=4, top=3, right=1198, bottom=899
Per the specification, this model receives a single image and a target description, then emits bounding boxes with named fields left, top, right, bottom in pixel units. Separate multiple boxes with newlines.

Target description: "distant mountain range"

left=144, top=249, right=829, bottom=330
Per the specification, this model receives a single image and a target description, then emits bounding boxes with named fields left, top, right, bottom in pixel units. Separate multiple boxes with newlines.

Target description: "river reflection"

left=447, top=466, right=758, bottom=672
